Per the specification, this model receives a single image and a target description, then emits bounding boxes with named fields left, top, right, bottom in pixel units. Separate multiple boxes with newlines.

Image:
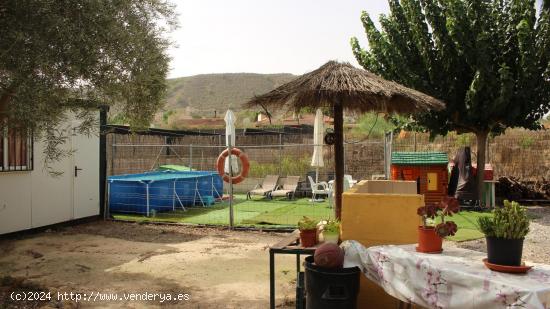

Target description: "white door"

left=31, top=131, right=73, bottom=228
left=72, top=129, right=100, bottom=219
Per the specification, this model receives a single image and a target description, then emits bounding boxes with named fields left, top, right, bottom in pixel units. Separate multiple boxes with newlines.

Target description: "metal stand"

left=145, top=182, right=150, bottom=217
left=192, top=177, right=205, bottom=207
left=269, top=230, right=317, bottom=309
left=228, top=137, right=234, bottom=228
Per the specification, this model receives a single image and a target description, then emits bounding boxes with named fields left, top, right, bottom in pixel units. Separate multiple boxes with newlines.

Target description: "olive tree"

left=0, top=0, right=177, bottom=169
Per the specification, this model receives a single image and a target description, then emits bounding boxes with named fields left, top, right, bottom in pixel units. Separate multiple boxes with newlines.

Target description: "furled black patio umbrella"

left=245, top=61, right=445, bottom=219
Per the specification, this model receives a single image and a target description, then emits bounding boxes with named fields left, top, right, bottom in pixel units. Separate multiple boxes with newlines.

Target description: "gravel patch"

left=450, top=206, right=550, bottom=264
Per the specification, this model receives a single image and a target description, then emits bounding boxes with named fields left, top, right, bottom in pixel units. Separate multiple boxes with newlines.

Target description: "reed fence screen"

left=105, top=129, right=550, bottom=228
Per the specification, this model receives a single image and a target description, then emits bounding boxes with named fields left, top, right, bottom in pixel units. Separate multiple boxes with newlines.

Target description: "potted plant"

left=477, top=200, right=529, bottom=266
left=322, top=220, right=340, bottom=244
left=417, top=196, right=459, bottom=253
left=298, top=216, right=318, bottom=247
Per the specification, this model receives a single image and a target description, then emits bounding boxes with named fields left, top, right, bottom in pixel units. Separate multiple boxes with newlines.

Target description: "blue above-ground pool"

left=108, top=171, right=223, bottom=215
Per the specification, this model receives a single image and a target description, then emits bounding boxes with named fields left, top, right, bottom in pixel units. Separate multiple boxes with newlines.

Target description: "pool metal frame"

left=107, top=171, right=223, bottom=217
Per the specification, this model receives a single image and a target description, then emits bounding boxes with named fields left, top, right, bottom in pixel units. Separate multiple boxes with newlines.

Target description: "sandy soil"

left=2, top=207, right=549, bottom=308
left=0, top=221, right=298, bottom=309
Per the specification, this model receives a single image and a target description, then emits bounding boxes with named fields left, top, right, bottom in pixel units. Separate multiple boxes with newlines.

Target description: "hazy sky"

left=167, top=0, right=389, bottom=78
left=167, top=0, right=544, bottom=79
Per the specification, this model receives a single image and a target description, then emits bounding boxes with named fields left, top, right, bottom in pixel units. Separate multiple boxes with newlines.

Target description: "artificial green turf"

left=444, top=211, right=493, bottom=242
left=113, top=194, right=333, bottom=228
left=112, top=196, right=491, bottom=241
left=240, top=198, right=334, bottom=226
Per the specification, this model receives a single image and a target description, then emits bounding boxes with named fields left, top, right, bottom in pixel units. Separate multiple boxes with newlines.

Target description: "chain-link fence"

left=389, top=130, right=550, bottom=207
left=105, top=131, right=367, bottom=228
left=391, top=130, right=550, bottom=181
left=105, top=128, right=550, bottom=228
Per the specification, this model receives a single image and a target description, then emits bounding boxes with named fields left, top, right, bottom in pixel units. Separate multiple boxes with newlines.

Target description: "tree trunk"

left=0, top=87, right=15, bottom=121
left=333, top=102, right=344, bottom=219
left=0, top=92, right=12, bottom=115
left=476, top=131, right=489, bottom=206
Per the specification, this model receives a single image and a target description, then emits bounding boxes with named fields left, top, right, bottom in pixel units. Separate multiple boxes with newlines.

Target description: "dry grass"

left=246, top=60, right=444, bottom=114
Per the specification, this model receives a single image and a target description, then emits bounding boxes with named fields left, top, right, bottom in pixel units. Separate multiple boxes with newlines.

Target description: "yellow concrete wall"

left=354, top=180, right=417, bottom=194
left=341, top=182, right=424, bottom=309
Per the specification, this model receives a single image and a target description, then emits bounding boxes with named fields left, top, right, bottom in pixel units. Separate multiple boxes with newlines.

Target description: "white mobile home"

left=0, top=111, right=102, bottom=235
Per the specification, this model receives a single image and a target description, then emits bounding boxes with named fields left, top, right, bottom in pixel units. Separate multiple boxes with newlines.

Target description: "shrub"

left=162, top=110, right=176, bottom=124
left=298, top=216, right=317, bottom=231
left=477, top=200, right=529, bottom=239
left=351, top=112, right=397, bottom=138
left=248, top=155, right=311, bottom=178
left=455, top=134, right=472, bottom=147
left=323, top=220, right=340, bottom=234
left=519, top=136, right=534, bottom=149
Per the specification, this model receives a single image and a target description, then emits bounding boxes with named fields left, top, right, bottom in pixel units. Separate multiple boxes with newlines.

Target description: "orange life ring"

left=216, top=148, right=250, bottom=184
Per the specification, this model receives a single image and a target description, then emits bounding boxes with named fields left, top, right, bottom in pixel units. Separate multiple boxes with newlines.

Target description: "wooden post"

left=333, top=102, right=344, bottom=219
left=99, top=105, right=109, bottom=220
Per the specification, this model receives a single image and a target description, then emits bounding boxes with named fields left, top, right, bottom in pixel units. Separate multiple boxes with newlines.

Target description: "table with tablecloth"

left=342, top=240, right=550, bottom=309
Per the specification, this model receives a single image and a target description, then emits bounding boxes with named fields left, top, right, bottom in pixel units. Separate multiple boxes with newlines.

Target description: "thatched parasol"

left=245, top=60, right=445, bottom=219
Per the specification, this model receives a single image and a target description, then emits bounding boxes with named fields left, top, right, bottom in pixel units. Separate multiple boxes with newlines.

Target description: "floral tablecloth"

left=341, top=241, right=550, bottom=309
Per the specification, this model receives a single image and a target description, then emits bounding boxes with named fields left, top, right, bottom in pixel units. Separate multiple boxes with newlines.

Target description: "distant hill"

left=163, top=73, right=296, bottom=118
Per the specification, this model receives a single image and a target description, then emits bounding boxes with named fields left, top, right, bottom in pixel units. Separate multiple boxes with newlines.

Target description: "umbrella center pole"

left=228, top=138, right=234, bottom=229
left=333, top=102, right=344, bottom=220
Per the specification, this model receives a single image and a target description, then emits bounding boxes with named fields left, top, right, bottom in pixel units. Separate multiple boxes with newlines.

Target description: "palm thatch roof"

left=245, top=60, right=445, bottom=113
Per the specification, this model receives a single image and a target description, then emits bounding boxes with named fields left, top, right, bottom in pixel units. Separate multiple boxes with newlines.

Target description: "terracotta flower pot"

left=300, top=229, right=317, bottom=248
left=417, top=226, right=443, bottom=253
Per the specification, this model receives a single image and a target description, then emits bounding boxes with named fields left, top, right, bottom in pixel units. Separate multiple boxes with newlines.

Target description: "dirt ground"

left=2, top=207, right=550, bottom=309
left=0, top=221, right=297, bottom=309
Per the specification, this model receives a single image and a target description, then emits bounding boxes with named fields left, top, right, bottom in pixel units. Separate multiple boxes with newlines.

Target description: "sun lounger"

left=270, top=176, right=300, bottom=200
left=247, top=175, right=279, bottom=200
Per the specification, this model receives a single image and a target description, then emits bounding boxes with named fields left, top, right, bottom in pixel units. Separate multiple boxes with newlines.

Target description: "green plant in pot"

left=417, top=197, right=459, bottom=253
left=298, top=216, right=318, bottom=247
left=477, top=200, right=529, bottom=266
left=322, top=220, right=340, bottom=244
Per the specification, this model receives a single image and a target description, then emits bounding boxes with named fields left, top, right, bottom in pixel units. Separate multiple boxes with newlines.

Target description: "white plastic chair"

left=344, top=174, right=357, bottom=188
left=328, top=175, right=354, bottom=192
left=308, top=176, right=332, bottom=206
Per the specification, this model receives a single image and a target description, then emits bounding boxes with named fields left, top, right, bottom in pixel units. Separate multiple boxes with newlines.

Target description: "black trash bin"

left=304, top=255, right=361, bottom=309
